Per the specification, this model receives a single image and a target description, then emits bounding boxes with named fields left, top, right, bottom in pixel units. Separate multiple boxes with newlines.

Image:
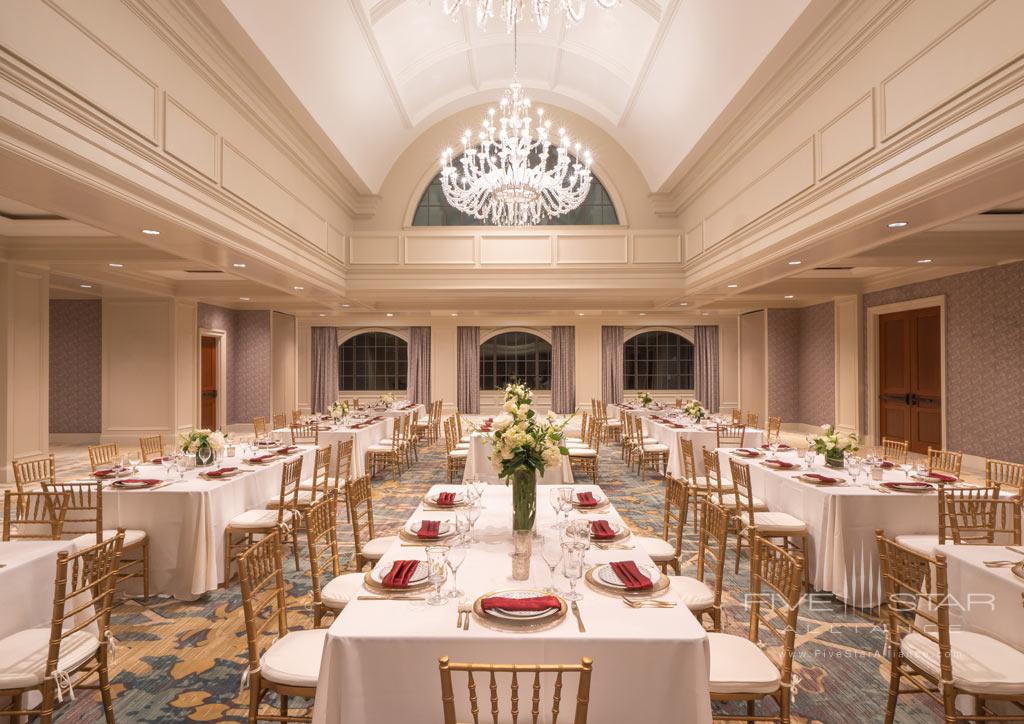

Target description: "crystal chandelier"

left=439, top=26, right=593, bottom=226
left=443, top=0, right=618, bottom=33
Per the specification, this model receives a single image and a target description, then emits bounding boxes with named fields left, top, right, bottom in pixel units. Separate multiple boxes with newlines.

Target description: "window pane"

left=622, top=331, right=694, bottom=390
left=479, top=332, right=552, bottom=391
left=338, top=332, right=409, bottom=391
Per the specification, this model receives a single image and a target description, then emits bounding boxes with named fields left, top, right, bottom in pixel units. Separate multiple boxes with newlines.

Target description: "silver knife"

left=571, top=601, right=586, bottom=632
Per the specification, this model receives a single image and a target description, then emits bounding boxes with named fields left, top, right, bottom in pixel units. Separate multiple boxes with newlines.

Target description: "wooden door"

left=878, top=307, right=942, bottom=454
left=201, top=336, right=218, bottom=430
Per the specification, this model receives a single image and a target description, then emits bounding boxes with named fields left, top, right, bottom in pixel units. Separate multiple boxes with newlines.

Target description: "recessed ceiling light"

left=108, top=263, right=123, bottom=268
left=727, top=284, right=738, bottom=289
left=293, top=286, right=304, bottom=291
left=701, top=312, right=710, bottom=316
left=887, top=221, right=909, bottom=229
left=788, top=260, right=802, bottom=266
left=577, top=312, right=584, bottom=316
left=679, top=302, right=688, bottom=307
left=639, top=312, right=646, bottom=316
left=141, top=228, right=160, bottom=235
left=239, top=297, right=250, bottom=301
left=319, top=313, right=326, bottom=317
left=784, top=295, right=795, bottom=299
left=450, top=313, right=458, bottom=317
left=386, top=313, right=394, bottom=317
left=341, top=304, right=350, bottom=308
left=917, top=258, right=932, bottom=264
left=79, top=284, right=92, bottom=289
left=232, top=263, right=247, bottom=268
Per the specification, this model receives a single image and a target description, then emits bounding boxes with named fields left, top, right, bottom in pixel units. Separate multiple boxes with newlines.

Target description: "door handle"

left=202, top=390, right=217, bottom=399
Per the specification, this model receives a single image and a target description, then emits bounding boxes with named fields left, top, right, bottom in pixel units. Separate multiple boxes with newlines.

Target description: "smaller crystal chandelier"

left=443, top=0, right=618, bottom=33
left=439, top=25, right=593, bottom=226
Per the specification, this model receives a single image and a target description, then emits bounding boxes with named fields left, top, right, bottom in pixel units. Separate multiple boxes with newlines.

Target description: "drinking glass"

left=558, top=487, right=575, bottom=522
left=127, top=451, right=140, bottom=475
left=803, top=448, right=816, bottom=469
left=541, top=535, right=563, bottom=593
left=768, top=440, right=780, bottom=460
left=473, top=481, right=488, bottom=506
left=197, top=446, right=213, bottom=467
left=548, top=488, right=562, bottom=517
left=465, top=504, right=482, bottom=543
left=899, top=462, right=913, bottom=481
left=425, top=546, right=449, bottom=606
left=445, top=540, right=467, bottom=599
left=454, top=510, right=471, bottom=540
left=173, top=454, right=187, bottom=480
left=561, top=544, right=584, bottom=601
left=162, top=455, right=175, bottom=480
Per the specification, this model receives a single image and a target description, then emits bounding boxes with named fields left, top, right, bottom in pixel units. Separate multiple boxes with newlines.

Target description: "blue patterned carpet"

left=53, top=442, right=943, bottom=723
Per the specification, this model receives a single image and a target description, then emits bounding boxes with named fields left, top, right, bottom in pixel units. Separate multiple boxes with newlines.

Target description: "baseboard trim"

left=50, top=433, right=101, bottom=445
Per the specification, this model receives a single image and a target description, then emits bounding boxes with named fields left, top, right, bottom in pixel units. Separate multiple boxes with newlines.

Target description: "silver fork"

left=459, top=602, right=472, bottom=630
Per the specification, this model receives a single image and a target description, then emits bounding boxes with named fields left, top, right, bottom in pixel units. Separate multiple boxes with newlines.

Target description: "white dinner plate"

left=370, top=560, right=428, bottom=585
left=485, top=590, right=560, bottom=621
left=426, top=490, right=466, bottom=505
left=585, top=520, right=625, bottom=537
left=573, top=492, right=608, bottom=507
left=596, top=562, right=660, bottom=589
left=404, top=519, right=453, bottom=537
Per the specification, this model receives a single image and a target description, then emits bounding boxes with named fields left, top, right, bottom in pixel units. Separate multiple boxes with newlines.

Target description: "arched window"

left=623, top=331, right=694, bottom=390
left=479, top=332, right=552, bottom=391
left=412, top=166, right=619, bottom=226
left=338, top=332, right=408, bottom=391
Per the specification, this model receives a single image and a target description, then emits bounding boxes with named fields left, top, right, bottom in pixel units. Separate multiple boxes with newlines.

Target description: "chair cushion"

left=72, top=528, right=147, bottom=548
left=603, top=419, right=622, bottom=428
left=713, top=493, right=767, bottom=511
left=361, top=536, right=396, bottom=559
left=636, top=535, right=677, bottom=560
left=228, top=509, right=293, bottom=530
left=707, top=632, right=781, bottom=694
left=320, top=573, right=367, bottom=610
left=692, top=477, right=734, bottom=492
left=0, top=628, right=100, bottom=689
left=901, top=631, right=1024, bottom=695
left=893, top=534, right=939, bottom=558
left=455, top=442, right=471, bottom=449
left=641, top=443, right=670, bottom=453
left=260, top=628, right=328, bottom=688
left=366, top=444, right=395, bottom=453
left=749, top=511, right=808, bottom=534
left=667, top=575, right=715, bottom=611
left=447, top=449, right=468, bottom=459
left=568, top=448, right=598, bottom=457
left=268, top=490, right=316, bottom=508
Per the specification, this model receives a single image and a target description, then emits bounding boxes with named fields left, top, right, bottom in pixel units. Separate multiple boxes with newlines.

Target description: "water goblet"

left=197, top=445, right=213, bottom=467
left=541, top=535, right=563, bottom=593
left=425, top=546, right=449, bottom=606
left=465, top=504, right=482, bottom=543
left=561, top=544, right=584, bottom=602
left=768, top=440, right=780, bottom=460
left=548, top=488, right=562, bottom=517
left=899, top=462, right=913, bottom=481
left=162, top=455, right=175, bottom=480
left=127, top=451, right=140, bottom=475
left=803, top=448, right=816, bottom=470
left=445, top=540, right=467, bottom=599
left=454, top=510, right=471, bottom=540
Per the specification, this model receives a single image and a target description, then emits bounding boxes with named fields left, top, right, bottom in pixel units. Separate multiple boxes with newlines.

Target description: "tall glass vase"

left=511, top=466, right=537, bottom=580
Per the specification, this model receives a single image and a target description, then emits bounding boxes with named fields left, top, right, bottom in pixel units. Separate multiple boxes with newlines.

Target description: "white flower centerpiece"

left=636, top=391, right=653, bottom=407
left=809, top=424, right=859, bottom=468
left=378, top=392, right=395, bottom=408
left=489, top=382, right=570, bottom=579
left=178, top=428, right=226, bottom=466
left=329, top=399, right=349, bottom=421
left=683, top=400, right=707, bottom=422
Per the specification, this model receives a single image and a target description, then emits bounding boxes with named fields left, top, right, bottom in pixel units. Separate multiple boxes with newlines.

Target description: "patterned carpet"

left=38, top=439, right=944, bottom=723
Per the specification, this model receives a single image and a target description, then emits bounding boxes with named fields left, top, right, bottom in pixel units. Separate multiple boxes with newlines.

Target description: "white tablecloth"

left=312, top=484, right=713, bottom=724
left=0, top=540, right=87, bottom=638
left=719, top=449, right=941, bottom=608
left=275, top=419, right=391, bottom=478
left=937, top=545, right=1024, bottom=652
left=606, top=404, right=658, bottom=420
left=101, top=446, right=317, bottom=600
left=463, top=432, right=573, bottom=485
left=380, top=403, right=426, bottom=420
left=644, top=418, right=763, bottom=478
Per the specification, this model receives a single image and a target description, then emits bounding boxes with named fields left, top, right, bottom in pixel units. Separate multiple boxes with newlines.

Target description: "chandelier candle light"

left=443, top=0, right=618, bottom=33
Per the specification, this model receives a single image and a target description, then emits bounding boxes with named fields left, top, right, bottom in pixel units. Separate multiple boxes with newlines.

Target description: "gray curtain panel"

left=407, top=326, right=432, bottom=405
left=551, top=326, right=576, bottom=414
left=311, top=326, right=338, bottom=413
left=601, top=326, right=624, bottom=405
left=694, top=325, right=720, bottom=412
left=457, top=326, right=480, bottom=414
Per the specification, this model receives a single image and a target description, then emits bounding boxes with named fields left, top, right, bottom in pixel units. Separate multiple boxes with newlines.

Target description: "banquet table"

left=274, top=417, right=391, bottom=478
left=606, top=403, right=660, bottom=420
left=0, top=540, right=91, bottom=638
left=101, top=446, right=317, bottom=600
left=644, top=416, right=764, bottom=478
left=311, top=484, right=713, bottom=724
left=462, top=432, right=573, bottom=485
left=718, top=448, right=943, bottom=608
left=937, top=544, right=1024, bottom=652
left=379, top=402, right=426, bottom=421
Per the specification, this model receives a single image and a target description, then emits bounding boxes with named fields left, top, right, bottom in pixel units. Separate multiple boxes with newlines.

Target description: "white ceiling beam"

left=368, top=0, right=406, bottom=24
left=460, top=5, right=480, bottom=90
left=617, top=0, right=680, bottom=127
left=347, top=0, right=413, bottom=128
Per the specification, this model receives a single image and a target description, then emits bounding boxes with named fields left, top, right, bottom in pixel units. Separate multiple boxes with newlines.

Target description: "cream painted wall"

left=271, top=312, right=297, bottom=416
left=0, top=262, right=50, bottom=483
left=738, top=311, right=767, bottom=425
left=833, top=295, right=861, bottom=435
left=719, top=318, right=739, bottom=413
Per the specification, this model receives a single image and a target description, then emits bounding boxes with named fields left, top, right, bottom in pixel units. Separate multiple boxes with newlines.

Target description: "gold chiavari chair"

left=43, top=480, right=150, bottom=599
left=223, top=458, right=303, bottom=584
left=443, top=417, right=468, bottom=484
left=0, top=532, right=125, bottom=724
left=728, top=460, right=809, bottom=588
left=707, top=536, right=803, bottom=722
left=598, top=401, right=622, bottom=444
left=2, top=490, right=69, bottom=541
left=290, top=422, right=319, bottom=446
left=272, top=413, right=287, bottom=431
left=253, top=416, right=269, bottom=439
left=428, top=400, right=444, bottom=444
left=276, top=445, right=332, bottom=513
left=944, top=486, right=1021, bottom=545
left=438, top=656, right=594, bottom=724
left=413, top=403, right=432, bottom=444
left=138, top=434, right=166, bottom=463
left=704, top=448, right=765, bottom=551
left=716, top=424, right=747, bottom=448
left=731, top=409, right=743, bottom=424
left=12, top=453, right=57, bottom=494
left=565, top=411, right=590, bottom=447
left=876, top=531, right=1024, bottom=723
left=304, top=493, right=363, bottom=627
left=746, top=412, right=760, bottom=429
left=236, top=531, right=324, bottom=723
left=635, top=475, right=688, bottom=574
left=568, top=419, right=601, bottom=482
left=87, top=443, right=120, bottom=471
left=765, top=416, right=782, bottom=442
left=675, top=397, right=683, bottom=409
left=677, top=437, right=713, bottom=530
left=668, top=498, right=729, bottom=631
left=986, top=458, right=1024, bottom=490
left=881, top=436, right=909, bottom=465
left=455, top=413, right=470, bottom=443
left=365, top=416, right=403, bottom=480
left=329, top=439, right=354, bottom=522
left=928, top=448, right=963, bottom=479
left=633, top=420, right=669, bottom=481
left=346, top=474, right=396, bottom=571
left=291, top=409, right=302, bottom=424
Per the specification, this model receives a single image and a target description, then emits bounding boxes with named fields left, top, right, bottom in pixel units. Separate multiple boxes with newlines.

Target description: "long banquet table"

left=937, top=544, right=1024, bottom=652
left=644, top=417, right=763, bottom=478
left=463, top=431, right=573, bottom=485
left=312, top=483, right=713, bottom=724
left=0, top=540, right=89, bottom=638
left=274, top=417, right=390, bottom=478
left=102, top=445, right=317, bottom=600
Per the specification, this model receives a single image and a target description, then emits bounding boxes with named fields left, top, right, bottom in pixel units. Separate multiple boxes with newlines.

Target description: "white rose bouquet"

left=329, top=400, right=349, bottom=420
left=683, top=400, right=706, bottom=422
left=178, top=428, right=226, bottom=454
left=379, top=393, right=395, bottom=406
left=636, top=391, right=653, bottom=407
left=809, top=424, right=859, bottom=465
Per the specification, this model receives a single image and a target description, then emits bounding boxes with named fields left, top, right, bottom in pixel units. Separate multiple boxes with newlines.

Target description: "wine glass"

left=197, top=445, right=213, bottom=467
left=425, top=546, right=449, bottom=606
left=472, top=481, right=488, bottom=506
left=899, top=461, right=913, bottom=481
left=162, top=455, right=175, bottom=480
left=541, top=534, right=563, bottom=593
left=768, top=440, right=780, bottom=460
left=561, top=544, right=584, bottom=602
left=445, top=540, right=467, bottom=599
left=127, top=451, right=140, bottom=475
left=464, top=504, right=482, bottom=544
left=173, top=453, right=187, bottom=480
left=548, top=488, right=562, bottom=517
left=803, top=448, right=816, bottom=470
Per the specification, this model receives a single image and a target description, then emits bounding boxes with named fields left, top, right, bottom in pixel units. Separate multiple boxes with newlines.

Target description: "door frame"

left=197, top=328, right=227, bottom=431
left=865, top=295, right=946, bottom=450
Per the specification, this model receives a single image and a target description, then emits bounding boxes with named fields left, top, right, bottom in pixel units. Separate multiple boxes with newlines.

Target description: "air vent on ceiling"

left=184, top=269, right=225, bottom=274
left=813, top=266, right=854, bottom=271
left=980, top=208, right=1024, bottom=215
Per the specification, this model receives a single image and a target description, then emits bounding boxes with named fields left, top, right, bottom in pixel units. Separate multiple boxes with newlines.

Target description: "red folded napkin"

left=417, top=520, right=441, bottom=539
left=382, top=560, right=419, bottom=588
left=151, top=457, right=170, bottom=463
left=610, top=561, right=653, bottom=590
left=766, top=460, right=797, bottom=469
left=436, top=492, right=456, bottom=506
left=276, top=446, right=297, bottom=455
left=120, top=478, right=161, bottom=484
left=590, top=520, right=616, bottom=540
left=206, top=467, right=238, bottom=477
left=249, top=454, right=276, bottom=463
left=761, top=444, right=792, bottom=450
left=481, top=595, right=561, bottom=612
left=881, top=461, right=895, bottom=469
left=805, top=473, right=838, bottom=483
left=576, top=491, right=599, bottom=507
left=883, top=481, right=931, bottom=489
left=927, top=471, right=958, bottom=482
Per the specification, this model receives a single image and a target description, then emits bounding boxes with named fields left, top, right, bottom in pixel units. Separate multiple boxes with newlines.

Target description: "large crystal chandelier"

left=443, top=0, right=617, bottom=33
left=439, top=26, right=593, bottom=226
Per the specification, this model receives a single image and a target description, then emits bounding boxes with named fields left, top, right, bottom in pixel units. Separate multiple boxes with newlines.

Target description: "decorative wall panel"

left=818, top=92, right=875, bottom=179
left=164, top=95, right=217, bottom=180
left=480, top=235, right=552, bottom=265
left=632, top=233, right=681, bottom=264
left=558, top=235, right=628, bottom=264
left=405, top=235, right=475, bottom=265
left=49, top=300, right=101, bottom=433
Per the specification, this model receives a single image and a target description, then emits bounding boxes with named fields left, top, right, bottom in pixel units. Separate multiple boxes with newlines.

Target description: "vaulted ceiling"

left=218, top=0, right=816, bottom=192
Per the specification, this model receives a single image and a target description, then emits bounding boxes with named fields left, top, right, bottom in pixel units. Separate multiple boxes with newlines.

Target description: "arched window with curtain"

left=338, top=332, right=408, bottom=391
left=623, top=330, right=694, bottom=390
left=479, top=332, right=552, bottom=390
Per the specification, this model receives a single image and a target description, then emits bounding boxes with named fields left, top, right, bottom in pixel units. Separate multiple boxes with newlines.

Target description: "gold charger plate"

left=471, top=589, right=567, bottom=633
left=584, top=564, right=670, bottom=599
left=397, top=527, right=458, bottom=544
left=587, top=521, right=631, bottom=543
left=362, top=564, right=436, bottom=594
left=1011, top=561, right=1024, bottom=582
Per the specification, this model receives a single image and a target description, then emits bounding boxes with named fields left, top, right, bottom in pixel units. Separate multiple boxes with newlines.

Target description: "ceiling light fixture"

left=679, top=302, right=688, bottom=307
left=108, top=263, right=123, bottom=268
left=440, top=23, right=591, bottom=226
left=232, top=263, right=247, bottom=268
left=341, top=304, right=350, bottom=308
left=80, top=284, right=92, bottom=289
left=788, top=260, right=802, bottom=266
left=451, top=313, right=458, bottom=317
left=443, top=0, right=615, bottom=33
left=141, top=228, right=160, bottom=235
left=917, top=258, right=932, bottom=264
left=784, top=295, right=795, bottom=299
left=887, top=221, right=909, bottom=229
left=319, top=313, right=326, bottom=317
left=386, top=313, right=394, bottom=317
left=239, top=297, right=250, bottom=301
left=701, top=312, right=710, bottom=316
left=727, top=284, right=738, bottom=288
left=293, top=286, right=304, bottom=291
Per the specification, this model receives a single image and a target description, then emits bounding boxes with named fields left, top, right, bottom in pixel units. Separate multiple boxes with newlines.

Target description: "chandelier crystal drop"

left=443, top=0, right=618, bottom=33
left=439, top=82, right=593, bottom=226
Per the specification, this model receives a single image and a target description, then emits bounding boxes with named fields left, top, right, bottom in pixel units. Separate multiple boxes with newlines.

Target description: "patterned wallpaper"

left=766, top=302, right=835, bottom=426
left=863, top=261, right=1024, bottom=461
left=49, top=300, right=102, bottom=433
left=197, top=304, right=271, bottom=426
